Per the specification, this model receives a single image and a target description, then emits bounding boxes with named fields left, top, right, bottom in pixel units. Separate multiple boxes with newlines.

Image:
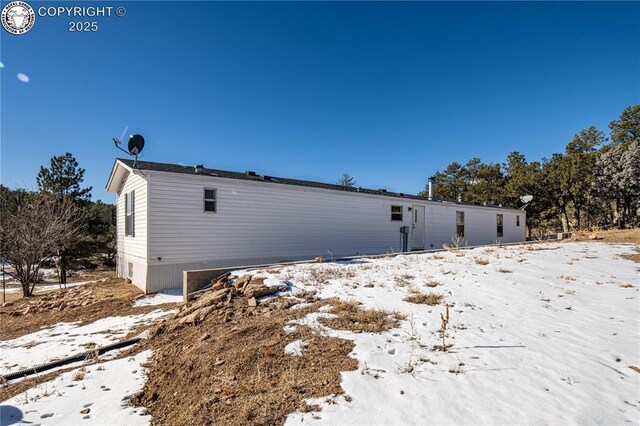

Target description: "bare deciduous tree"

left=0, top=192, right=84, bottom=297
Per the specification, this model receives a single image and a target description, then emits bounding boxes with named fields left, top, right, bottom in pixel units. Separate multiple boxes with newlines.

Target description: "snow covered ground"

left=133, top=289, right=183, bottom=307
left=0, top=310, right=174, bottom=376
left=2, top=241, right=637, bottom=425
left=276, top=242, right=639, bottom=425
left=0, top=351, right=153, bottom=425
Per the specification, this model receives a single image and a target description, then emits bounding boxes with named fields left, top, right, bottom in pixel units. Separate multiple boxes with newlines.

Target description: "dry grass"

left=424, top=278, right=441, bottom=288
left=474, top=257, right=490, bottom=265
left=621, top=253, right=640, bottom=263
left=560, top=274, right=577, bottom=281
left=394, top=273, right=414, bottom=287
left=0, top=277, right=174, bottom=340
left=320, top=298, right=404, bottom=333
left=619, top=283, right=634, bottom=288
left=72, top=369, right=86, bottom=381
left=571, top=228, right=640, bottom=244
left=497, top=268, right=513, bottom=274
left=403, top=290, right=444, bottom=306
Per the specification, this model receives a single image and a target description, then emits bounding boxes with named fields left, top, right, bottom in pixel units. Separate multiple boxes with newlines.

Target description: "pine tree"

left=337, top=173, right=356, bottom=187
left=37, top=153, right=92, bottom=284
left=36, top=153, right=92, bottom=202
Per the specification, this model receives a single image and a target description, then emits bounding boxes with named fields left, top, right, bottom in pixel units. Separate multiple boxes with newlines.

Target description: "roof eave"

left=105, top=159, right=133, bottom=193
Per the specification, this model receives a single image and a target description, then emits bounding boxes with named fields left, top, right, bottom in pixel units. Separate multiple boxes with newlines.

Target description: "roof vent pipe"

left=428, top=176, right=434, bottom=200
left=195, top=164, right=204, bottom=173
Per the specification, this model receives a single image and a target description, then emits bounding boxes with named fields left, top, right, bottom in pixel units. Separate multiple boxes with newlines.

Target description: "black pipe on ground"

left=1, top=337, right=143, bottom=382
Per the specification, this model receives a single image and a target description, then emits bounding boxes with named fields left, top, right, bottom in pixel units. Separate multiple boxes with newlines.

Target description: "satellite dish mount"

left=519, top=194, right=534, bottom=210
left=113, top=134, right=145, bottom=167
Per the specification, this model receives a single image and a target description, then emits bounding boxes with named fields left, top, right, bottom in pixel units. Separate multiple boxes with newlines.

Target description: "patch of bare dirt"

left=132, top=274, right=359, bottom=425
left=571, top=228, right=640, bottom=244
left=621, top=253, right=640, bottom=263
left=0, top=277, right=173, bottom=340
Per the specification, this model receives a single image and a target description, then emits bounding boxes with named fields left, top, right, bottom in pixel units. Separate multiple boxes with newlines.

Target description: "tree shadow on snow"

left=0, top=405, right=24, bottom=425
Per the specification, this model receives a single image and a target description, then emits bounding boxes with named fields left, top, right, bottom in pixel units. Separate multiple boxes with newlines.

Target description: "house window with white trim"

left=125, top=190, right=135, bottom=237
left=204, top=188, right=217, bottom=212
left=391, top=205, right=403, bottom=221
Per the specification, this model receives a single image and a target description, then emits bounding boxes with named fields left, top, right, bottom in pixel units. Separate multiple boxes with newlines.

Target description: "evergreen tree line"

left=1, top=153, right=116, bottom=294
left=418, top=105, right=640, bottom=235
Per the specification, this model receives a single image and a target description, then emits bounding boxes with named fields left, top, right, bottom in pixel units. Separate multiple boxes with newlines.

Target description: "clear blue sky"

left=2, top=1, right=638, bottom=202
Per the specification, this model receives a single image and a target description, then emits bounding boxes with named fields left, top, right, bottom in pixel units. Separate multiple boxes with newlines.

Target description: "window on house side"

left=391, top=205, right=403, bottom=221
left=497, top=214, right=504, bottom=237
left=456, top=211, right=465, bottom=237
left=204, top=188, right=217, bottom=212
left=516, top=215, right=520, bottom=227
left=125, top=190, right=135, bottom=237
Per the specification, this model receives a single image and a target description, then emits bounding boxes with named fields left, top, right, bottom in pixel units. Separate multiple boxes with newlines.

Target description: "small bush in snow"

left=320, top=298, right=404, bottom=333
left=404, top=291, right=444, bottom=306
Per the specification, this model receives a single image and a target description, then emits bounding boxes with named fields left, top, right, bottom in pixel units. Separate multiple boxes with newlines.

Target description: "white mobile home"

left=106, top=159, right=526, bottom=293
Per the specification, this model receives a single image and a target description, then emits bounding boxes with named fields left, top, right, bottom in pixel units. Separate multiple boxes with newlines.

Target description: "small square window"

left=204, top=188, right=217, bottom=212
left=391, top=205, right=403, bottom=221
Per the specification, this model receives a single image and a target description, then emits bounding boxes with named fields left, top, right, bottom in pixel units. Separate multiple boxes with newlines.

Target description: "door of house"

left=412, top=205, right=425, bottom=250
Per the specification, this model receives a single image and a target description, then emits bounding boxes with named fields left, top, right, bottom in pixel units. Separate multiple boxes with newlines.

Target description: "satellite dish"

left=127, top=134, right=145, bottom=155
left=520, top=194, right=534, bottom=203
left=112, top=130, right=145, bottom=167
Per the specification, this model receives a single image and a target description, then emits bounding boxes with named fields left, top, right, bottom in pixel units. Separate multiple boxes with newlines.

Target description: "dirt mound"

left=0, top=278, right=172, bottom=340
left=132, top=275, right=359, bottom=425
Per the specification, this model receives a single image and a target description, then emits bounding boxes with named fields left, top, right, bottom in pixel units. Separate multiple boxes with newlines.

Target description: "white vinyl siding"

left=146, top=171, right=525, bottom=266
left=115, top=171, right=148, bottom=291
left=116, top=172, right=147, bottom=260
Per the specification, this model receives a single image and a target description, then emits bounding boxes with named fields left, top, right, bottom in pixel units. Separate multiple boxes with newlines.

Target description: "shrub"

left=403, top=291, right=444, bottom=305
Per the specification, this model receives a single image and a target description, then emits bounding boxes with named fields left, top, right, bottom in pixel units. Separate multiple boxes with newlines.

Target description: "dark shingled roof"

left=117, top=158, right=520, bottom=211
